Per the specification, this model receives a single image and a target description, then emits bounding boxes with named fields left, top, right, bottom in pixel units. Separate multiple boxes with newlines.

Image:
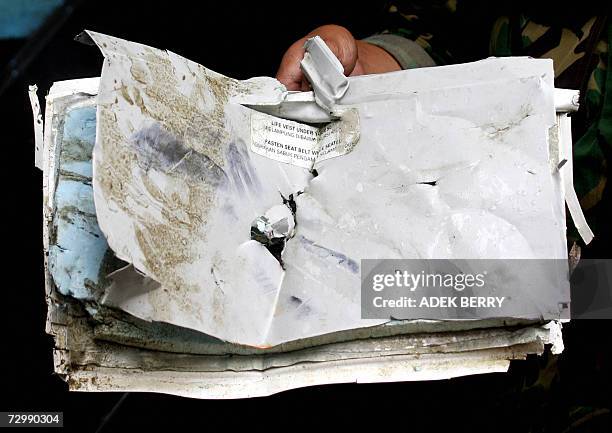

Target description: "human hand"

left=276, top=24, right=401, bottom=91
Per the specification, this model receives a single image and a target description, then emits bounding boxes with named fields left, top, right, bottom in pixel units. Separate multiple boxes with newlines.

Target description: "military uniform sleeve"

left=363, top=33, right=436, bottom=68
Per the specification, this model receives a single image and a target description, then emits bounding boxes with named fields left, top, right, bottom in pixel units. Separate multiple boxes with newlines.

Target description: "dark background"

left=1, top=1, right=610, bottom=431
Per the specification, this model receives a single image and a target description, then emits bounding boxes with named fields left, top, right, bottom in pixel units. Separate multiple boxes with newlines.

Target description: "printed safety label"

left=250, top=111, right=357, bottom=168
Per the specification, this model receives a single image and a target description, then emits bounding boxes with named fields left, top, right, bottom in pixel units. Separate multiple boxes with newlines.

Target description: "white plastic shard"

left=88, top=31, right=577, bottom=348
left=29, top=85, right=44, bottom=169
left=300, top=35, right=349, bottom=113
left=557, top=113, right=595, bottom=244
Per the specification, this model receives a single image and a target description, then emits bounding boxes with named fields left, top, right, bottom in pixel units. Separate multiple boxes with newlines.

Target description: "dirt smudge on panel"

left=96, top=45, right=243, bottom=289
left=136, top=51, right=235, bottom=167
left=96, top=108, right=136, bottom=208
left=135, top=225, right=190, bottom=289
left=119, top=85, right=134, bottom=105
left=130, top=60, right=149, bottom=84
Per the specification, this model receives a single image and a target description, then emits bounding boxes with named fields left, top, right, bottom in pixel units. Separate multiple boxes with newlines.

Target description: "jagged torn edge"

left=300, top=35, right=349, bottom=114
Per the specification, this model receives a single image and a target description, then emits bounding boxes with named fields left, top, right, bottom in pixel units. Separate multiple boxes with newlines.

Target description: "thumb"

left=321, top=37, right=357, bottom=76
left=276, top=39, right=307, bottom=91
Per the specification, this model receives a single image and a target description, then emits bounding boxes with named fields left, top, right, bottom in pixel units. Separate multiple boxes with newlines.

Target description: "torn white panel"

left=86, top=31, right=573, bottom=348
left=38, top=78, right=568, bottom=399
left=29, top=85, right=44, bottom=170
left=88, top=31, right=315, bottom=347
left=39, top=85, right=565, bottom=397
left=557, top=114, right=594, bottom=244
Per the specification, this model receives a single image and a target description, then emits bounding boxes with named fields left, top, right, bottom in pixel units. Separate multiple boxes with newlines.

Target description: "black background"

left=1, top=1, right=610, bottom=431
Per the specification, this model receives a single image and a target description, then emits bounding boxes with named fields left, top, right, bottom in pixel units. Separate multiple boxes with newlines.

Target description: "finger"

left=318, top=35, right=357, bottom=76
left=320, top=38, right=345, bottom=74
left=300, top=77, right=311, bottom=92
left=276, top=39, right=306, bottom=91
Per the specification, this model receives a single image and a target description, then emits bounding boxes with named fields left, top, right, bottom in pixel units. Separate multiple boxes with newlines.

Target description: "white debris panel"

left=36, top=30, right=589, bottom=397
left=86, top=31, right=576, bottom=347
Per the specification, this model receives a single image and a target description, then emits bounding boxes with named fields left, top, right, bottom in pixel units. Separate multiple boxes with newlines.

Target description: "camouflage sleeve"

left=364, top=1, right=459, bottom=68
left=363, top=33, right=435, bottom=68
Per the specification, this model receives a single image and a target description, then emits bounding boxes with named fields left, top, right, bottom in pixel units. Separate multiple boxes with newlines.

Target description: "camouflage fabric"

left=380, top=0, right=458, bottom=65
left=377, top=1, right=610, bottom=245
